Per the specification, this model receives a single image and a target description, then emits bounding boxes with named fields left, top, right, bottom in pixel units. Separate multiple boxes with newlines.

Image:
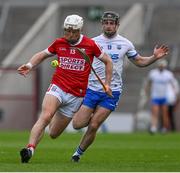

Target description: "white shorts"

left=46, top=84, right=83, bottom=118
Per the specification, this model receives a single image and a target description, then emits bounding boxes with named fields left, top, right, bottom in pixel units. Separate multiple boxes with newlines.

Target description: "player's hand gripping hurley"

left=75, top=48, right=113, bottom=97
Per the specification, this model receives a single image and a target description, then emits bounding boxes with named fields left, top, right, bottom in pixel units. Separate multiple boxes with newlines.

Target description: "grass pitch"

left=0, top=131, right=180, bottom=172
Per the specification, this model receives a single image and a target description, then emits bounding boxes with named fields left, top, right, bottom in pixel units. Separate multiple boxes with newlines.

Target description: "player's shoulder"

left=149, top=68, right=158, bottom=75
left=111, top=34, right=135, bottom=51
left=82, top=35, right=94, bottom=42
left=92, top=34, right=104, bottom=41
left=82, top=35, right=96, bottom=45
left=53, top=37, right=66, bottom=44
left=164, top=69, right=172, bottom=74
left=118, top=35, right=134, bottom=45
left=92, top=34, right=128, bottom=42
left=164, top=69, right=174, bottom=76
left=92, top=34, right=133, bottom=44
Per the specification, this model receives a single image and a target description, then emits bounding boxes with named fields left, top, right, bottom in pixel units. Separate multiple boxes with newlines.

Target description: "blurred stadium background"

left=0, top=0, right=180, bottom=132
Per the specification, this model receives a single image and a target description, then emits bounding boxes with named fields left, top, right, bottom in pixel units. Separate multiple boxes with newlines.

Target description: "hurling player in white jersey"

left=71, top=11, right=169, bottom=162
left=146, top=60, right=175, bottom=134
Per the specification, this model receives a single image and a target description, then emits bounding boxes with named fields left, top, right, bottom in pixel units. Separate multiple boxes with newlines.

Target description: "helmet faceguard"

left=101, top=11, right=120, bottom=38
left=64, top=14, right=83, bottom=30
left=101, top=11, right=120, bottom=25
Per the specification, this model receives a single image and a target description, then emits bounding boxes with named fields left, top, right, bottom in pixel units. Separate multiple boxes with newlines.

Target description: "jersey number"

left=70, top=49, right=76, bottom=54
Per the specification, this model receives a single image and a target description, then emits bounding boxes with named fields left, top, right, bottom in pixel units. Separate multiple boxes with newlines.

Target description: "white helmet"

left=64, top=14, right=83, bottom=30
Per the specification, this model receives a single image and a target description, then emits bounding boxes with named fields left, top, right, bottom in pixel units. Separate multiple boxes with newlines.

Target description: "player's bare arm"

left=17, top=51, right=51, bottom=77
left=100, top=52, right=113, bottom=95
left=130, top=44, right=169, bottom=67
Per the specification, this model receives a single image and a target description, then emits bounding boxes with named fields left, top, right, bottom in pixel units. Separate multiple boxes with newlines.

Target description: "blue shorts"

left=83, top=88, right=121, bottom=111
left=151, top=98, right=168, bottom=105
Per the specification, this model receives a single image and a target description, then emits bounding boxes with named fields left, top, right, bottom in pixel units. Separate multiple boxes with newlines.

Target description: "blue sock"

left=73, top=146, right=84, bottom=157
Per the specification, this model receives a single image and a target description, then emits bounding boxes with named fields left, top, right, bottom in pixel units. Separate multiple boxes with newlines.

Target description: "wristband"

left=26, top=62, right=33, bottom=69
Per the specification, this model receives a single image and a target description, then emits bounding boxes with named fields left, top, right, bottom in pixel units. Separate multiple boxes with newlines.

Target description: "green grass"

left=0, top=131, right=180, bottom=172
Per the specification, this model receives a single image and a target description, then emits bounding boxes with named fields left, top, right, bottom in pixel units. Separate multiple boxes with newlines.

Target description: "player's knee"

left=49, top=130, right=59, bottom=139
left=49, top=133, right=58, bottom=139
left=72, top=119, right=86, bottom=130
left=89, top=122, right=99, bottom=131
left=72, top=120, right=81, bottom=129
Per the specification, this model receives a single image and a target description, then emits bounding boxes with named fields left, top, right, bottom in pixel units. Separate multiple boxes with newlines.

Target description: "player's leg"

left=80, top=106, right=111, bottom=150
left=49, top=90, right=84, bottom=138
left=150, top=103, right=160, bottom=134
left=20, top=94, right=61, bottom=163
left=72, top=106, right=111, bottom=162
left=72, top=105, right=94, bottom=129
left=168, top=105, right=173, bottom=130
left=168, top=105, right=175, bottom=131
left=161, top=104, right=170, bottom=132
left=29, top=94, right=61, bottom=145
left=49, top=112, right=72, bottom=139
left=72, top=88, right=99, bottom=129
left=72, top=91, right=120, bottom=162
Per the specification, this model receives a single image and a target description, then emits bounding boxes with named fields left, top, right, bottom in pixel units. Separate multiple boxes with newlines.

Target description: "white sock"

left=151, top=126, right=157, bottom=133
left=28, top=147, right=34, bottom=155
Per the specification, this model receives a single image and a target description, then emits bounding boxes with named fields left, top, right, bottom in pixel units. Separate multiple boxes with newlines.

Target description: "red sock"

left=27, top=144, right=36, bottom=149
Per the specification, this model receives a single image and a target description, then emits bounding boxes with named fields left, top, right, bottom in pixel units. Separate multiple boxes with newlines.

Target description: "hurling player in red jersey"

left=17, top=14, right=113, bottom=163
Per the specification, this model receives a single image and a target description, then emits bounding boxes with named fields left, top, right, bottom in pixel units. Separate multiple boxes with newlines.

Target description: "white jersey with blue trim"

left=148, top=69, right=175, bottom=99
left=88, top=34, right=138, bottom=92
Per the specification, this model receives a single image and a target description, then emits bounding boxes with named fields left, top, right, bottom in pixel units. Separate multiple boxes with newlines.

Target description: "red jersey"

left=44, top=34, right=103, bottom=97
